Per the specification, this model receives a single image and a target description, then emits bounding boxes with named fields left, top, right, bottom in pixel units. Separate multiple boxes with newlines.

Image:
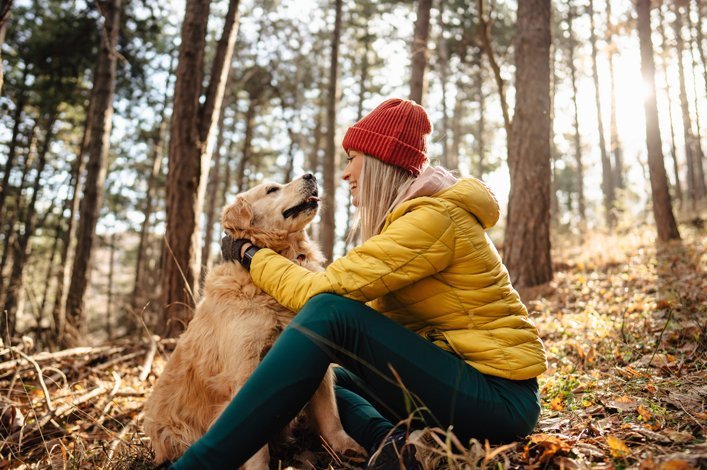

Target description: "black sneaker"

left=365, top=431, right=423, bottom=470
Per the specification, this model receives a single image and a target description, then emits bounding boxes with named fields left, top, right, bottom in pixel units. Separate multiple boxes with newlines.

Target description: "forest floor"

left=0, top=224, right=705, bottom=469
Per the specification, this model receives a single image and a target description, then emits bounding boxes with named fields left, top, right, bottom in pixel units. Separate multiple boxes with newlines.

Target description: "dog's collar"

left=296, top=254, right=306, bottom=265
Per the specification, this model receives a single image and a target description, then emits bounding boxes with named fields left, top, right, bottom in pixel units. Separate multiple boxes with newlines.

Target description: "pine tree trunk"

left=52, top=119, right=90, bottom=341
left=450, top=76, right=465, bottom=175
left=476, top=50, right=486, bottom=178
left=40, top=220, right=61, bottom=329
left=132, top=119, right=166, bottom=312
left=2, top=114, right=54, bottom=339
left=309, top=105, right=323, bottom=178
left=686, top=1, right=706, bottom=197
left=0, top=121, right=36, bottom=302
left=438, top=14, right=450, bottom=168
left=606, top=0, right=624, bottom=190
left=194, top=0, right=240, bottom=271
left=161, top=0, right=240, bottom=337
left=673, top=3, right=701, bottom=206
left=0, top=68, right=28, bottom=223
left=106, top=233, right=115, bottom=340
left=477, top=0, right=511, bottom=140
left=636, top=0, right=680, bottom=241
left=409, top=0, right=432, bottom=105
left=0, top=0, right=12, bottom=96
left=692, top=0, right=706, bottom=97
left=236, top=97, right=257, bottom=192
left=63, top=0, right=121, bottom=347
left=549, top=40, right=560, bottom=226
left=344, top=49, right=370, bottom=252
left=589, top=0, right=615, bottom=227
left=658, top=4, right=683, bottom=208
left=503, top=0, right=552, bottom=288
left=201, top=96, right=229, bottom=281
left=568, top=3, right=585, bottom=222
left=320, top=0, right=342, bottom=263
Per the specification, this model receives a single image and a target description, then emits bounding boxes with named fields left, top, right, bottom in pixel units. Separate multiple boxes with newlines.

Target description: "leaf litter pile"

left=1, top=226, right=704, bottom=469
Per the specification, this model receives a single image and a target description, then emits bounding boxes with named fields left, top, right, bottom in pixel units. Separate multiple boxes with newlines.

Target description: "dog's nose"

left=303, top=173, right=315, bottom=181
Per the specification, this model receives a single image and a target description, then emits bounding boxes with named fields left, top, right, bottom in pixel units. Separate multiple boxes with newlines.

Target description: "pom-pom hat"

left=342, top=98, right=432, bottom=176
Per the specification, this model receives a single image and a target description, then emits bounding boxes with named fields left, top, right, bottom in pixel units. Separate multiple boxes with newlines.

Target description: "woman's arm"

left=249, top=204, right=456, bottom=312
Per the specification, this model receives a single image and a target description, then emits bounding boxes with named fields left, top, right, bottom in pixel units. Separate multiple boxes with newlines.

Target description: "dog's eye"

left=266, top=186, right=280, bottom=195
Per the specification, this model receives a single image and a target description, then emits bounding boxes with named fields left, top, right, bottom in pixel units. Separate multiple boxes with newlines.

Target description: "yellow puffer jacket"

left=250, top=178, right=547, bottom=380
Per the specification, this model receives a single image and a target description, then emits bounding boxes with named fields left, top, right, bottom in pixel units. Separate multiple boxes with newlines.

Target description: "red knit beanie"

left=342, top=98, right=432, bottom=176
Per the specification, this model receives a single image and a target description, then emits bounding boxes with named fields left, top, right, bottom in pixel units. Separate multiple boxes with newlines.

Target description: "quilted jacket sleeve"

left=249, top=204, right=456, bottom=312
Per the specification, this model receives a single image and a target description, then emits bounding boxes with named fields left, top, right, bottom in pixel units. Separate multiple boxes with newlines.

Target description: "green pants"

left=172, top=294, right=540, bottom=469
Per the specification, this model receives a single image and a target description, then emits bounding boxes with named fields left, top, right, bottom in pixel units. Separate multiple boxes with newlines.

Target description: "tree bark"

left=52, top=120, right=91, bottom=341
left=568, top=3, right=585, bottom=222
left=673, top=3, right=703, bottom=206
left=503, top=0, right=552, bottom=288
left=236, top=96, right=257, bottom=192
left=606, top=0, right=624, bottom=190
left=161, top=0, right=240, bottom=337
left=685, top=1, right=706, bottom=197
left=132, top=114, right=167, bottom=313
left=589, top=0, right=615, bottom=228
left=477, top=0, right=511, bottom=139
left=201, top=90, right=230, bottom=282
left=2, top=115, right=55, bottom=339
left=0, top=120, right=36, bottom=302
left=692, top=0, right=706, bottom=97
left=475, top=50, right=486, bottom=178
left=0, top=0, right=13, bottom=95
left=320, top=0, right=342, bottom=263
left=63, top=0, right=121, bottom=347
left=658, top=4, right=683, bottom=208
left=106, top=233, right=115, bottom=340
left=409, top=0, right=432, bottom=105
left=40, top=220, right=62, bottom=332
left=636, top=0, right=680, bottom=241
left=437, top=11, right=450, bottom=168
left=0, top=67, right=28, bottom=224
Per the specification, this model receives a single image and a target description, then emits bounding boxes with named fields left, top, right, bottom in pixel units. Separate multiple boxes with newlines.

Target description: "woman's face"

left=342, top=149, right=364, bottom=206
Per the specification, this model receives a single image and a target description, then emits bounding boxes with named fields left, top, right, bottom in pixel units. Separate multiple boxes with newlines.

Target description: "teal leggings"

left=172, top=294, right=540, bottom=469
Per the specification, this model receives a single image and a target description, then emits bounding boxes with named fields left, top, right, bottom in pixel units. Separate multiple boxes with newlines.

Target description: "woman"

left=172, top=98, right=547, bottom=469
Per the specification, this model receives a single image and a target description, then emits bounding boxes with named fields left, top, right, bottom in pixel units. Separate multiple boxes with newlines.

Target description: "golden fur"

left=143, top=176, right=364, bottom=467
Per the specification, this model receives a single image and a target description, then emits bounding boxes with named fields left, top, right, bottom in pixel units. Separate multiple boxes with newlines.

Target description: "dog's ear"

left=222, top=197, right=253, bottom=231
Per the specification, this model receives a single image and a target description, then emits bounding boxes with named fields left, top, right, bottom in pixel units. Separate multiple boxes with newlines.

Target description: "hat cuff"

left=342, top=126, right=428, bottom=176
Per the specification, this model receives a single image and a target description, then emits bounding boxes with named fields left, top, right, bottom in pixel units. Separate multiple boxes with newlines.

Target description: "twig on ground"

left=7, top=346, right=54, bottom=412
left=139, top=336, right=158, bottom=382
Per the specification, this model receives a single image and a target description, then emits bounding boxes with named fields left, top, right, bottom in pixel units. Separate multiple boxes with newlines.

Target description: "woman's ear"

left=221, top=197, right=253, bottom=232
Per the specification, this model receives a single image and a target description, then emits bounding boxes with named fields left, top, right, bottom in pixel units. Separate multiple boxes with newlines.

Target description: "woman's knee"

left=295, top=293, right=356, bottom=325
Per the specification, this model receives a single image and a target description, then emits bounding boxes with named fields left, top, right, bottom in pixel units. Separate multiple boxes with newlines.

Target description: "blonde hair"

left=351, top=155, right=419, bottom=242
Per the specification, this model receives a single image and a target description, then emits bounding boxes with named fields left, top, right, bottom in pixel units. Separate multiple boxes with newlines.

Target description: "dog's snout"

left=303, top=173, right=315, bottom=181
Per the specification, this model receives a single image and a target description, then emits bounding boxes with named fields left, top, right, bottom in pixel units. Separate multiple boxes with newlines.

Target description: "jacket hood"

left=390, top=166, right=501, bottom=230
left=436, top=178, right=500, bottom=229
left=391, top=166, right=458, bottom=209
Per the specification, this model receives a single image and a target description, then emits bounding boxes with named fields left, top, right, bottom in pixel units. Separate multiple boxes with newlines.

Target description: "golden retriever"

left=143, top=174, right=364, bottom=468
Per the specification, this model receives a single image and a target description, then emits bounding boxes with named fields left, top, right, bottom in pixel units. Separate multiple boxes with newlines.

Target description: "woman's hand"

left=221, top=236, right=260, bottom=270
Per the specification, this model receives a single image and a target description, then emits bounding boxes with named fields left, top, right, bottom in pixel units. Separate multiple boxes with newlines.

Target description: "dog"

left=143, top=174, right=365, bottom=468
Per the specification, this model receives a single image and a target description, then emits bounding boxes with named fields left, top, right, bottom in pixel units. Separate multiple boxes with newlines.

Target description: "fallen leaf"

left=637, top=405, right=653, bottom=421
left=551, top=396, right=566, bottom=411
left=662, top=429, right=694, bottom=444
left=606, top=395, right=639, bottom=412
left=525, top=433, right=573, bottom=463
left=659, top=460, right=697, bottom=470
left=606, top=434, right=630, bottom=458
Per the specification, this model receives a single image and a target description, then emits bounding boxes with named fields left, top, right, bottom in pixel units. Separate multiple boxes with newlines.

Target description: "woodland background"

left=0, top=0, right=704, bottom=468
